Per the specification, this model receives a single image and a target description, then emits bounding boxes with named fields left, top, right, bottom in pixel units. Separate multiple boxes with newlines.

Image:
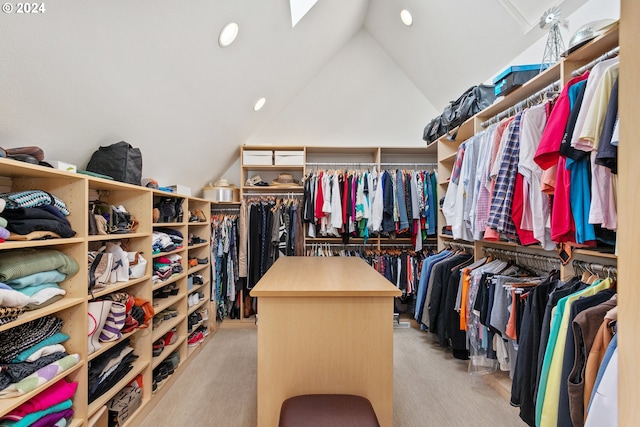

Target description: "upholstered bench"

left=279, top=394, right=380, bottom=427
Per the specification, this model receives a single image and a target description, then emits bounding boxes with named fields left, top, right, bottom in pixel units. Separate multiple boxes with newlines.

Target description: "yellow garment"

left=459, top=268, right=471, bottom=330
left=577, top=64, right=619, bottom=150
left=539, top=278, right=612, bottom=427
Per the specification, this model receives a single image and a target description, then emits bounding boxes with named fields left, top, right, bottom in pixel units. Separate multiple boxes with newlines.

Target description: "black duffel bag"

left=441, top=84, right=496, bottom=140
left=423, top=115, right=446, bottom=144
left=86, top=141, right=143, bottom=186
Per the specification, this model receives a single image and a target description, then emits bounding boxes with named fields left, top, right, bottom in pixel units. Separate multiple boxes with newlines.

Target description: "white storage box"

left=274, top=151, right=304, bottom=166
left=167, top=184, right=191, bottom=196
left=48, top=160, right=77, bottom=173
left=243, top=150, right=273, bottom=165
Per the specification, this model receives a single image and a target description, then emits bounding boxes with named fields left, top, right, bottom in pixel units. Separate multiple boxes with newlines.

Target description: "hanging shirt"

left=584, top=342, right=617, bottom=427
left=570, top=58, right=619, bottom=150
left=581, top=64, right=619, bottom=231
left=370, top=169, right=383, bottom=232
left=564, top=81, right=596, bottom=244
left=537, top=278, right=612, bottom=427
left=330, top=172, right=343, bottom=230
left=472, top=127, right=497, bottom=240
left=595, top=78, right=619, bottom=173
left=517, top=103, right=554, bottom=249
left=534, top=73, right=591, bottom=170
left=442, top=143, right=466, bottom=233
left=462, top=134, right=482, bottom=240
left=486, top=113, right=523, bottom=239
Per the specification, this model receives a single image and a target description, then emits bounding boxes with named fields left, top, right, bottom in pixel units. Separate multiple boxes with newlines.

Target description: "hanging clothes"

left=302, top=168, right=437, bottom=249
left=211, top=213, right=239, bottom=321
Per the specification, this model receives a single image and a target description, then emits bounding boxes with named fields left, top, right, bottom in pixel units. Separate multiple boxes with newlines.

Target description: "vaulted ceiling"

left=0, top=0, right=609, bottom=194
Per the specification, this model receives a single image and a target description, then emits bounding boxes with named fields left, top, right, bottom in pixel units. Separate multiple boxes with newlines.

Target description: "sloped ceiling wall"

left=364, top=0, right=591, bottom=111
left=0, top=0, right=368, bottom=192
left=246, top=29, right=438, bottom=148
left=0, top=0, right=613, bottom=195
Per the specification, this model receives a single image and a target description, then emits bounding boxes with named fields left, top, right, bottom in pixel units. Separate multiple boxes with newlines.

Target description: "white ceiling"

left=365, top=0, right=589, bottom=110
left=0, top=0, right=599, bottom=194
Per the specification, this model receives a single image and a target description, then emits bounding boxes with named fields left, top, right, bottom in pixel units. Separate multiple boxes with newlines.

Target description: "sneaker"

left=196, top=325, right=209, bottom=337
left=189, top=294, right=199, bottom=307
left=163, top=328, right=177, bottom=346
left=193, top=274, right=204, bottom=285
left=166, top=351, right=180, bottom=370
left=152, top=338, right=165, bottom=357
left=188, top=331, right=203, bottom=347
left=198, top=307, right=209, bottom=321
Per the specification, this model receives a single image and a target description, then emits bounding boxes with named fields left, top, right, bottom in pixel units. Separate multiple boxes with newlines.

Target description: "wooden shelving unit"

left=0, top=159, right=217, bottom=426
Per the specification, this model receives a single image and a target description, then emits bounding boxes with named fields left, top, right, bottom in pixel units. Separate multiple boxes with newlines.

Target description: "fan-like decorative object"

left=540, top=7, right=568, bottom=70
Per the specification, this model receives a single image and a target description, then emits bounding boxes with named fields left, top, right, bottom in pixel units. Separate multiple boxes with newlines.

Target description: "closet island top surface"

left=250, top=257, right=402, bottom=297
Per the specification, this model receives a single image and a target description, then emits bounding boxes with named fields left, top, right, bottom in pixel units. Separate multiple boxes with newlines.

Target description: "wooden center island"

left=250, top=257, right=402, bottom=427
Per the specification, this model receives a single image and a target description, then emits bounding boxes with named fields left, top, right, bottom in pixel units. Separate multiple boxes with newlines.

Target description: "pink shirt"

left=534, top=73, right=590, bottom=170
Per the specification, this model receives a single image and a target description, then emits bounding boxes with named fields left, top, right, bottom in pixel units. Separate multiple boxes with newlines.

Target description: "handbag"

left=422, top=115, right=446, bottom=144
left=156, top=198, right=176, bottom=223
left=103, top=241, right=130, bottom=283
left=88, top=251, right=114, bottom=292
left=127, top=252, right=147, bottom=279
left=86, top=141, right=143, bottom=186
left=441, top=84, right=496, bottom=140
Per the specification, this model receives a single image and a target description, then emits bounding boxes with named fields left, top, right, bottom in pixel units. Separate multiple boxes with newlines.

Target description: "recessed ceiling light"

left=253, top=97, right=266, bottom=111
left=219, top=22, right=239, bottom=47
left=400, top=9, right=413, bottom=26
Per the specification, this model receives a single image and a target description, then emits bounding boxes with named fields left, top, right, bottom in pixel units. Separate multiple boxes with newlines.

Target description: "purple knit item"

left=29, top=408, right=74, bottom=427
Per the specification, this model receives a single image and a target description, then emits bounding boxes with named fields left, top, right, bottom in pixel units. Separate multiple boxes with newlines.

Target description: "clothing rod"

left=305, top=162, right=377, bottom=166
left=481, top=80, right=561, bottom=128
left=482, top=247, right=561, bottom=264
left=571, top=46, right=619, bottom=77
left=379, top=162, right=438, bottom=167
left=242, top=192, right=302, bottom=197
left=306, top=243, right=376, bottom=247
left=444, top=241, right=474, bottom=251
left=572, top=260, right=617, bottom=275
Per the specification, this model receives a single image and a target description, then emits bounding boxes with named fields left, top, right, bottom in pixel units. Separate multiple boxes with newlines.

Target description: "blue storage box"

left=493, top=64, right=549, bottom=97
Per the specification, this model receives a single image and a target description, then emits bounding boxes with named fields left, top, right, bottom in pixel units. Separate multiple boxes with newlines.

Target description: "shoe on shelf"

left=188, top=331, right=204, bottom=347
left=163, top=327, right=178, bottom=346
left=193, top=274, right=204, bottom=285
left=198, top=307, right=209, bottom=321
left=189, top=293, right=199, bottom=307
left=189, top=234, right=207, bottom=245
left=196, top=325, right=210, bottom=337
left=153, top=338, right=165, bottom=357
left=166, top=351, right=180, bottom=370
left=164, top=308, right=178, bottom=318
left=194, top=209, right=206, bottom=222
left=153, top=315, right=163, bottom=328
left=197, top=258, right=208, bottom=265
left=188, top=258, right=198, bottom=268
left=198, top=291, right=205, bottom=301
left=160, top=359, right=175, bottom=376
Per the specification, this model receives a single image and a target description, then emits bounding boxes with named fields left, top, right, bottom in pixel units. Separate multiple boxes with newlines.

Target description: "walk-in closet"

left=0, top=0, right=635, bottom=426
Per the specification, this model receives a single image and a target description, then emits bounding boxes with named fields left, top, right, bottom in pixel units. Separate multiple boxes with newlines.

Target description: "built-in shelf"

left=88, top=329, right=139, bottom=362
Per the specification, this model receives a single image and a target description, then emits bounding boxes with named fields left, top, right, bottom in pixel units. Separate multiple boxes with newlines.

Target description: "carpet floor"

left=138, top=326, right=523, bottom=426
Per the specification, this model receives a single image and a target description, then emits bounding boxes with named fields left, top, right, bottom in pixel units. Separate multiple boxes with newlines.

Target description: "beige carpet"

left=138, top=327, right=523, bottom=427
